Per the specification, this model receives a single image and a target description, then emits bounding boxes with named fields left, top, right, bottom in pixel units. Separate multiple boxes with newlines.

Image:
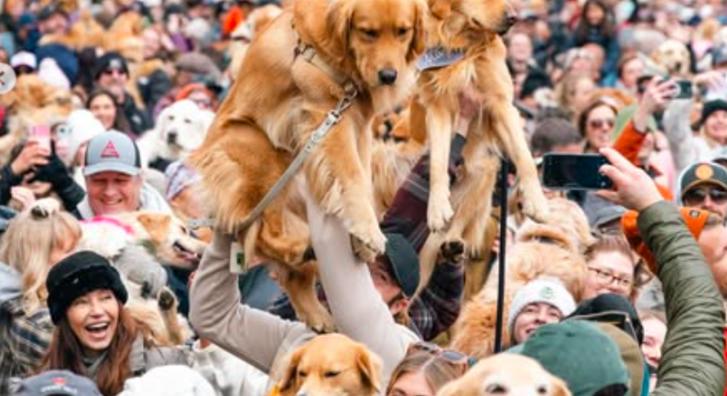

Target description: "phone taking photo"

left=541, top=153, right=613, bottom=190
left=673, top=80, right=693, bottom=99
left=30, top=124, right=51, bottom=152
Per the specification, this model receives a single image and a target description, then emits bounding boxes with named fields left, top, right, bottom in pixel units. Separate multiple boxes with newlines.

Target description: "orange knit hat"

left=621, top=207, right=710, bottom=273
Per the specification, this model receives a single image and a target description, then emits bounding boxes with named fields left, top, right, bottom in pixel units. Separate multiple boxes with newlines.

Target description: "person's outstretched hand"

left=633, top=76, right=677, bottom=132
left=596, top=147, right=663, bottom=212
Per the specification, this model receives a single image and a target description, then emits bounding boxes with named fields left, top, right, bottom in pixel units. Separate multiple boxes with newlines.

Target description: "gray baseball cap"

left=83, top=131, right=141, bottom=177
left=11, top=370, right=102, bottom=395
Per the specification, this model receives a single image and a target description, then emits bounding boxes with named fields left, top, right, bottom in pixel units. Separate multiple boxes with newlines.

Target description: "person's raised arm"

left=189, top=229, right=311, bottom=373
left=598, top=148, right=725, bottom=395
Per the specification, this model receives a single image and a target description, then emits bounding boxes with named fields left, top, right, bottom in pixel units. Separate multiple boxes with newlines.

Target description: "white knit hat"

left=508, top=277, right=576, bottom=332
left=60, top=110, right=106, bottom=166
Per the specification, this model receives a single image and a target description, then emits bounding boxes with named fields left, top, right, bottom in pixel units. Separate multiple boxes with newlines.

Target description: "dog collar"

left=294, top=40, right=358, bottom=97
left=417, top=46, right=466, bottom=71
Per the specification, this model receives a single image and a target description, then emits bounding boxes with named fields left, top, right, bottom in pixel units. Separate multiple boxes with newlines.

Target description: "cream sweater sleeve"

left=189, top=230, right=312, bottom=374
left=304, top=191, right=419, bottom=386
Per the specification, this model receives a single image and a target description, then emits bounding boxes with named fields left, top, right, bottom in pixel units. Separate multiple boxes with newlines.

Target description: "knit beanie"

left=46, top=251, right=128, bottom=324
left=520, top=320, right=630, bottom=396
left=508, top=277, right=576, bottom=333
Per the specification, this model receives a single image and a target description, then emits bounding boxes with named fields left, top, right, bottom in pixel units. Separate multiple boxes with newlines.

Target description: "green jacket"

left=639, top=201, right=725, bottom=395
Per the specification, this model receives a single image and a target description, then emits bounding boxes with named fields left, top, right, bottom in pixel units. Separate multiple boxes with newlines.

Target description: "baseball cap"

left=11, top=370, right=102, bottom=395
left=93, top=52, right=129, bottom=80
left=10, top=51, right=37, bottom=70
left=84, top=131, right=141, bottom=177
left=679, top=162, right=727, bottom=200
left=381, top=233, right=419, bottom=298
left=520, top=320, right=629, bottom=396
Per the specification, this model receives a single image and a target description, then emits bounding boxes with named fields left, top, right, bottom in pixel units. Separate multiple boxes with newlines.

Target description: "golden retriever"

left=651, top=39, right=692, bottom=78
left=437, top=353, right=571, bottom=396
left=414, top=0, right=549, bottom=289
left=190, top=0, right=426, bottom=330
left=276, top=333, right=382, bottom=396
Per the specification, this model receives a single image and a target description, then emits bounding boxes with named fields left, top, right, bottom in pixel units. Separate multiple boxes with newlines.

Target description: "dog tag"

left=229, top=242, right=247, bottom=275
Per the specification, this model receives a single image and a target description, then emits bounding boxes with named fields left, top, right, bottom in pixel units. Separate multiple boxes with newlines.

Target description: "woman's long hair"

left=85, top=89, right=133, bottom=134
left=573, top=0, right=615, bottom=44
left=42, top=301, right=138, bottom=396
left=0, top=202, right=81, bottom=313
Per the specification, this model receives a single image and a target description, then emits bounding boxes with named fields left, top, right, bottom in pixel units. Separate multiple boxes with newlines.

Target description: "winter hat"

left=165, top=160, right=201, bottom=200
left=621, top=207, right=710, bottom=274
left=117, top=365, right=215, bottom=396
left=93, top=52, right=129, bottom=80
left=593, top=322, right=645, bottom=396
left=37, top=58, right=70, bottom=90
left=569, top=293, right=643, bottom=345
left=508, top=277, right=576, bottom=332
left=10, top=51, right=37, bottom=70
left=175, top=52, right=222, bottom=82
left=46, top=251, right=128, bottom=324
left=62, top=110, right=106, bottom=166
left=11, top=370, right=101, bottom=395
left=36, top=43, right=79, bottom=85
left=520, top=320, right=630, bottom=396
left=697, top=99, right=727, bottom=129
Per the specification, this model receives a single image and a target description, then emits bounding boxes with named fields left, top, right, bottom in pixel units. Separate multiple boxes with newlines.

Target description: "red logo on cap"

left=100, top=140, right=120, bottom=158
left=52, top=377, right=66, bottom=386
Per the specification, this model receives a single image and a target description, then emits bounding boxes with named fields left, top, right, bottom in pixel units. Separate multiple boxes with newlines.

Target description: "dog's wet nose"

left=378, top=68, right=398, bottom=85
left=167, top=131, right=178, bottom=144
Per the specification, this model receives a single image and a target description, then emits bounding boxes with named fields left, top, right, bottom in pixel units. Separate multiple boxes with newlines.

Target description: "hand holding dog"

left=597, top=148, right=663, bottom=212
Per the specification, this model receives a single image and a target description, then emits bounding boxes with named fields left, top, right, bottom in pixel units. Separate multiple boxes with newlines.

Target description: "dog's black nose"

left=167, top=131, right=178, bottom=144
left=378, top=69, right=398, bottom=85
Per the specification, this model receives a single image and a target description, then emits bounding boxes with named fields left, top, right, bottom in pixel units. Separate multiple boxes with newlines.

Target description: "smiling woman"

left=41, top=251, right=190, bottom=396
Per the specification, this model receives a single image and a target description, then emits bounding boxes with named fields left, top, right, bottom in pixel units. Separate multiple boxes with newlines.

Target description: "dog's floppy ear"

left=408, top=0, right=428, bottom=62
left=325, top=0, right=354, bottom=63
left=278, top=347, right=304, bottom=393
left=137, top=213, right=172, bottom=242
left=356, top=345, right=382, bottom=393
left=428, top=0, right=451, bottom=19
left=551, top=375, right=572, bottom=396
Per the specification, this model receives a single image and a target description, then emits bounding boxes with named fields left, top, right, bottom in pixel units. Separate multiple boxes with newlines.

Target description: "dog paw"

left=519, top=184, right=550, bottom=223
left=440, top=240, right=465, bottom=262
left=351, top=235, right=381, bottom=263
left=428, top=191, right=454, bottom=232
left=299, top=308, right=336, bottom=334
left=349, top=223, right=387, bottom=262
left=157, top=287, right=177, bottom=311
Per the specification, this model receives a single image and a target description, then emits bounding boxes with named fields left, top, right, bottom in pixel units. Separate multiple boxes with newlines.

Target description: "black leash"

left=493, top=158, right=509, bottom=353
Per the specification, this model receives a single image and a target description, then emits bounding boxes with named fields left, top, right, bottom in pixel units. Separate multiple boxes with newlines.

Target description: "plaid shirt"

left=0, top=298, right=54, bottom=394
left=270, top=135, right=467, bottom=341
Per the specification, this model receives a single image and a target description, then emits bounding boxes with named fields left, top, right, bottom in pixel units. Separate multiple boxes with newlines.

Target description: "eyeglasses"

left=588, top=118, right=615, bottom=130
left=406, top=342, right=472, bottom=374
left=683, top=187, right=727, bottom=206
left=587, top=266, right=633, bottom=290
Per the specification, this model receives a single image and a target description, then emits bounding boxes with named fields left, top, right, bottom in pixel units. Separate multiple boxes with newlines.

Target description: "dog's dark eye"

left=324, top=371, right=340, bottom=378
left=361, top=29, right=379, bottom=39
left=485, top=384, right=507, bottom=394
left=537, top=385, right=548, bottom=394
left=297, top=370, right=307, bottom=378
left=184, top=118, right=192, bottom=124
left=396, top=27, right=410, bottom=37
left=169, top=115, right=175, bottom=121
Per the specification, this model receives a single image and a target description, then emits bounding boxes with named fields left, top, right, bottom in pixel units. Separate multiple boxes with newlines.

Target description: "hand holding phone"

left=30, top=124, right=51, bottom=152
left=541, top=153, right=613, bottom=190
left=596, top=148, right=663, bottom=212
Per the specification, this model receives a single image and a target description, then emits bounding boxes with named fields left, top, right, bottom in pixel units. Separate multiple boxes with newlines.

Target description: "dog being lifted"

left=414, top=0, right=550, bottom=282
left=190, top=0, right=426, bottom=329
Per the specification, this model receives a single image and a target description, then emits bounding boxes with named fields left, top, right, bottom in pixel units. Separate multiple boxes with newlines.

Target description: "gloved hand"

left=30, top=141, right=85, bottom=209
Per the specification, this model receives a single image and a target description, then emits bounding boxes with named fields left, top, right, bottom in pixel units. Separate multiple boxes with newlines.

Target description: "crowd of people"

left=0, top=0, right=725, bottom=395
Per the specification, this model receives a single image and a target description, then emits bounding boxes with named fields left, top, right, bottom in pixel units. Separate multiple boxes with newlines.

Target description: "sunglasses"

left=588, top=118, right=615, bottom=130
left=102, top=67, right=126, bottom=77
left=683, top=187, right=727, bottom=206
left=406, top=342, right=473, bottom=374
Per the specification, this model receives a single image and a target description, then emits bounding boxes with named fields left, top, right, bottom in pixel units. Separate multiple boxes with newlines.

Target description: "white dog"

left=139, top=99, right=214, bottom=168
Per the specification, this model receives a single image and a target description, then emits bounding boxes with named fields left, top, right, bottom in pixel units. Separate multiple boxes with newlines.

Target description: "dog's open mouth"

left=173, top=241, right=201, bottom=263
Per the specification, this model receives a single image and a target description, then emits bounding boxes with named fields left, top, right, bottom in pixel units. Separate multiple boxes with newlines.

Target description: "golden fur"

left=227, top=4, right=284, bottom=80
left=651, top=39, right=692, bottom=78
left=190, top=0, right=427, bottom=330
left=437, top=354, right=571, bottom=396
left=449, top=199, right=587, bottom=358
left=125, top=287, right=192, bottom=347
left=414, top=0, right=549, bottom=292
left=277, top=333, right=382, bottom=396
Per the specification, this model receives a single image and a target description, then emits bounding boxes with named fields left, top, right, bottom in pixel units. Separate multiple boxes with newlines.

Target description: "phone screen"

left=30, top=124, right=51, bottom=152
left=542, top=153, right=613, bottom=190
left=674, top=80, right=693, bottom=99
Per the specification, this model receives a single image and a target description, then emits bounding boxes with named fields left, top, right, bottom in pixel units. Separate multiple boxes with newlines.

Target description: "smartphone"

left=541, top=153, right=613, bottom=190
left=30, top=124, right=51, bottom=152
left=673, top=80, right=693, bottom=99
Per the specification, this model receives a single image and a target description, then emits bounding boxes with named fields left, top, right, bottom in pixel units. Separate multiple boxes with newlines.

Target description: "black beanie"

left=92, top=52, right=129, bottom=81
left=46, top=251, right=128, bottom=324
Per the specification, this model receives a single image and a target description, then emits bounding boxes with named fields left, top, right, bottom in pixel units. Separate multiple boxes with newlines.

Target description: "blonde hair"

left=0, top=200, right=81, bottom=313
left=386, top=351, right=463, bottom=395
